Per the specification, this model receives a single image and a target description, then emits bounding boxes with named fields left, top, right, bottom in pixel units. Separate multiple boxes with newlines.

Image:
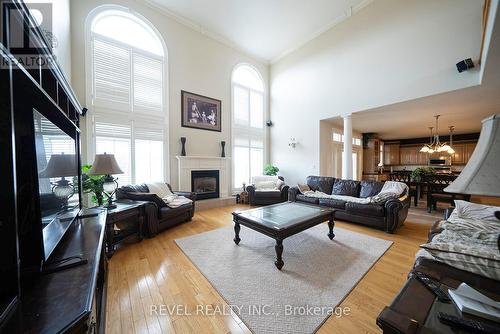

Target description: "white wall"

left=270, top=0, right=483, bottom=186
left=70, top=0, right=269, bottom=192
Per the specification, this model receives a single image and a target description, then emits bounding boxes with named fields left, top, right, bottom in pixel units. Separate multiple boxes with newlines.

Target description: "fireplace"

left=191, top=170, right=220, bottom=200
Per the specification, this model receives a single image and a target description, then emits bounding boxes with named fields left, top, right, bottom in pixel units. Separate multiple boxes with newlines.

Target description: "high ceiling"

left=146, top=0, right=369, bottom=62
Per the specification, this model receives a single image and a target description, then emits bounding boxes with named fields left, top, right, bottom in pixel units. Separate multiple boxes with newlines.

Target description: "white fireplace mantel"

left=176, top=156, right=230, bottom=198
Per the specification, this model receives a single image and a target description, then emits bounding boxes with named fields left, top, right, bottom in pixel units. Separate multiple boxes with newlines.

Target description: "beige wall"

left=70, top=0, right=269, bottom=192
left=270, top=0, right=483, bottom=186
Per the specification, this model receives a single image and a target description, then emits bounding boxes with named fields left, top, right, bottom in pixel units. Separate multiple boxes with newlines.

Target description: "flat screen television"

left=33, top=110, right=81, bottom=261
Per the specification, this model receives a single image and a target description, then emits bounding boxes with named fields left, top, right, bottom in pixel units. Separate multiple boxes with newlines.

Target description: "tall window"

left=87, top=8, right=166, bottom=185
left=232, top=65, right=265, bottom=190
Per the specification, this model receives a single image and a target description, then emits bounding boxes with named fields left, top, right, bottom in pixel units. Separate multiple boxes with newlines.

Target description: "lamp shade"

left=445, top=114, right=500, bottom=196
left=88, top=153, right=123, bottom=175
left=39, top=153, right=77, bottom=178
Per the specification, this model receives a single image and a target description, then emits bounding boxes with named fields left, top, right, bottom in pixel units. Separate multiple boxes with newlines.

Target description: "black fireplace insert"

left=191, top=170, right=220, bottom=200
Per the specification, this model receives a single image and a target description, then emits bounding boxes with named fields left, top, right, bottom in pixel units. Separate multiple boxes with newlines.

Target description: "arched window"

left=232, top=64, right=265, bottom=189
left=86, top=7, right=167, bottom=185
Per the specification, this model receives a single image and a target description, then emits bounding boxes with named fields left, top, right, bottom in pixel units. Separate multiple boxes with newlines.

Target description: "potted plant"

left=81, top=164, right=105, bottom=206
left=410, top=166, right=435, bottom=182
left=263, top=164, right=279, bottom=176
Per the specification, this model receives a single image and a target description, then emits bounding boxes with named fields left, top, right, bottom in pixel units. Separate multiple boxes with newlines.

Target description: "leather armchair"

left=116, top=183, right=196, bottom=237
left=246, top=176, right=289, bottom=206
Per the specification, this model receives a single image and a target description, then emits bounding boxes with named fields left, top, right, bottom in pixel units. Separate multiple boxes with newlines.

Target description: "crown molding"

left=139, top=0, right=270, bottom=64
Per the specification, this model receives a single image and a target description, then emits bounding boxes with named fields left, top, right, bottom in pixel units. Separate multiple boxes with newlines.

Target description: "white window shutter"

left=232, top=76, right=265, bottom=189
left=134, top=126, right=165, bottom=184
left=89, top=19, right=167, bottom=186
left=135, top=126, right=164, bottom=141
left=95, top=121, right=132, bottom=139
left=92, top=37, right=131, bottom=110
left=233, top=85, right=249, bottom=126
left=94, top=120, right=132, bottom=186
left=133, top=53, right=163, bottom=113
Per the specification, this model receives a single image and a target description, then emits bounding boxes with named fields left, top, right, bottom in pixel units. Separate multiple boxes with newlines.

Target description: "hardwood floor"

left=105, top=205, right=436, bottom=334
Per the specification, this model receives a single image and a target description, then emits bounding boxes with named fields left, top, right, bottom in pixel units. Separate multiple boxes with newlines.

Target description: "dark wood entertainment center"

left=1, top=1, right=107, bottom=332
left=3, top=210, right=108, bottom=333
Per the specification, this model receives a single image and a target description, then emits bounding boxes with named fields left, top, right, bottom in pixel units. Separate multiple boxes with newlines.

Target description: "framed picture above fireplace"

left=181, top=91, right=221, bottom=132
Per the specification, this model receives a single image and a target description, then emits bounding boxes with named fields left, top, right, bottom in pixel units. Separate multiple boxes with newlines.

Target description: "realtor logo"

left=2, top=1, right=57, bottom=68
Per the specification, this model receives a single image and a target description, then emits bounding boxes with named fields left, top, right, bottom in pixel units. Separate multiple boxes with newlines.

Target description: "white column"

left=342, top=114, right=353, bottom=179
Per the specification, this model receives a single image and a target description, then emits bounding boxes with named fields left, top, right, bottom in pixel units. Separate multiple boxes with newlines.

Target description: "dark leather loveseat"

left=246, top=176, right=289, bottom=205
left=289, top=176, right=410, bottom=233
left=116, top=183, right=196, bottom=236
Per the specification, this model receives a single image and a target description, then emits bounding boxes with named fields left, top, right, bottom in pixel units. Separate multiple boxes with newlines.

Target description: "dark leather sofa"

left=246, top=176, right=289, bottom=205
left=116, top=183, right=196, bottom=237
left=289, top=176, right=410, bottom=233
left=377, top=209, right=500, bottom=333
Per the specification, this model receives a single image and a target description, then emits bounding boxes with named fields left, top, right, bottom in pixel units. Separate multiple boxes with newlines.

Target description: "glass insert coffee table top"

left=234, top=202, right=333, bottom=229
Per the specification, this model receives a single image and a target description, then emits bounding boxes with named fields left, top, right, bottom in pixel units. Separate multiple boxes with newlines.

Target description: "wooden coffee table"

left=232, top=202, right=336, bottom=270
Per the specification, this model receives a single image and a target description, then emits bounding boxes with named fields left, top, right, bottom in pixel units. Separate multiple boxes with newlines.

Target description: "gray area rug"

left=175, top=224, right=392, bottom=334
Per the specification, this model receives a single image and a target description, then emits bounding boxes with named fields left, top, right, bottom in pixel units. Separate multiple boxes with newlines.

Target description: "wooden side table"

left=104, top=199, right=147, bottom=258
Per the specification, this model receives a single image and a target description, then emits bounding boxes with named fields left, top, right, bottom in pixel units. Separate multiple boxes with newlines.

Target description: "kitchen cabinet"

left=399, top=146, right=417, bottom=165
left=417, top=149, right=428, bottom=165
left=451, top=143, right=466, bottom=165
left=465, top=142, right=477, bottom=162
left=399, top=145, right=437, bottom=165
left=383, top=143, right=400, bottom=165
left=374, top=140, right=380, bottom=167
left=450, top=142, right=477, bottom=165
left=363, top=139, right=381, bottom=173
left=375, top=140, right=477, bottom=168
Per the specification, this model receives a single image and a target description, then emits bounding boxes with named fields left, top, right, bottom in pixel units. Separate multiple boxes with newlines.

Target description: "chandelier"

left=419, top=115, right=454, bottom=154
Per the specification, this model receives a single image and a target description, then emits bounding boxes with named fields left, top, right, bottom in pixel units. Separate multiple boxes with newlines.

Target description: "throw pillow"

left=331, top=179, right=360, bottom=197
left=276, top=179, right=285, bottom=189
left=255, top=180, right=277, bottom=190
left=454, top=200, right=500, bottom=223
left=298, top=184, right=311, bottom=193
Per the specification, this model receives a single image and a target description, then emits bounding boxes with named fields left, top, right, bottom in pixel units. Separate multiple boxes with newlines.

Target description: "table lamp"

left=39, top=153, right=77, bottom=210
left=88, top=153, right=123, bottom=209
left=445, top=114, right=500, bottom=220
